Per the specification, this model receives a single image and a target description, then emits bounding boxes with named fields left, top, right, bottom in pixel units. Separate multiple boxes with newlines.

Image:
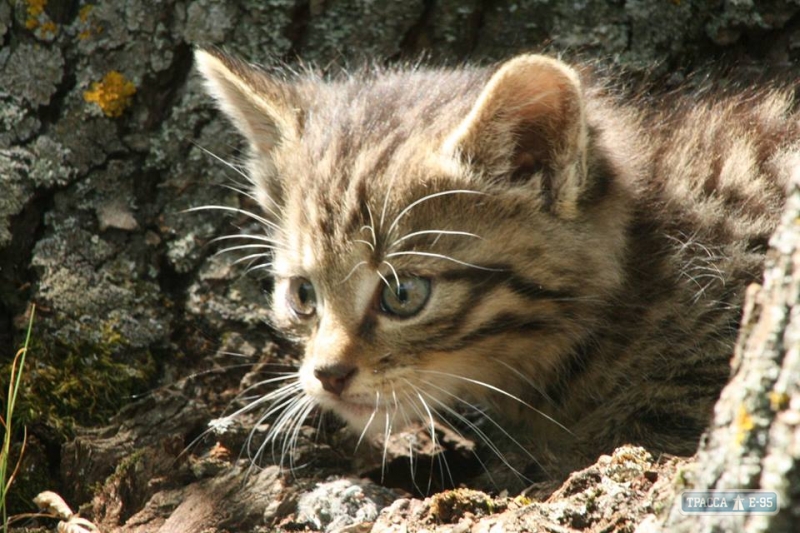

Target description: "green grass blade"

left=1, top=305, right=35, bottom=533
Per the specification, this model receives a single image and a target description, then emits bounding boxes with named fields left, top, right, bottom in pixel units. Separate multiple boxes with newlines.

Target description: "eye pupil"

left=299, top=283, right=312, bottom=304
left=380, top=276, right=430, bottom=318
left=395, top=285, right=408, bottom=303
left=288, top=277, right=316, bottom=318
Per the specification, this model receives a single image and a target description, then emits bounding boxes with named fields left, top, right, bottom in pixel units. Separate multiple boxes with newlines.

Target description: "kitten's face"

left=195, top=51, right=627, bottom=439
left=269, top=143, right=572, bottom=433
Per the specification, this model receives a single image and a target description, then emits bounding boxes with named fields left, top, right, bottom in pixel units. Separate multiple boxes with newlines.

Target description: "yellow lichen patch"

left=428, top=488, right=501, bottom=523
left=79, top=4, right=93, bottom=22
left=25, top=0, right=47, bottom=29
left=769, top=391, right=790, bottom=411
left=513, top=494, right=533, bottom=507
left=79, top=23, right=103, bottom=40
left=27, top=0, right=47, bottom=17
left=83, top=71, right=137, bottom=118
left=25, top=0, right=58, bottom=40
left=39, top=20, right=58, bottom=37
left=735, top=405, right=755, bottom=445
left=77, top=4, right=101, bottom=40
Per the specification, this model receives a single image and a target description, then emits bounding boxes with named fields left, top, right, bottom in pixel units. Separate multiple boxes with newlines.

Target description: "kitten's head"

left=195, top=50, right=627, bottom=438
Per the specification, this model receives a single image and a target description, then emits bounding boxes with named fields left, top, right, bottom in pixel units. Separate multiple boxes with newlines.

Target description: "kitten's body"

left=195, top=50, right=797, bottom=479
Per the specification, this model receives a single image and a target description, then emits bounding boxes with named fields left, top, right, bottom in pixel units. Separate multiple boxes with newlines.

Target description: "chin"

left=320, top=395, right=384, bottom=433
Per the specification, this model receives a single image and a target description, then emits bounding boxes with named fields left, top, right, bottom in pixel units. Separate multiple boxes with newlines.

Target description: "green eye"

left=380, top=276, right=431, bottom=318
left=287, top=277, right=316, bottom=318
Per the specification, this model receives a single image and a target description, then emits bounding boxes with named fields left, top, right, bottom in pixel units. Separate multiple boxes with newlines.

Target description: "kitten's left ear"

left=194, top=48, right=301, bottom=156
left=195, top=49, right=303, bottom=210
left=443, top=55, right=588, bottom=218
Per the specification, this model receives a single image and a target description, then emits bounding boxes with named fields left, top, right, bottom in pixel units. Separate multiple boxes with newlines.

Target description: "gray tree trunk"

left=656, top=172, right=800, bottom=532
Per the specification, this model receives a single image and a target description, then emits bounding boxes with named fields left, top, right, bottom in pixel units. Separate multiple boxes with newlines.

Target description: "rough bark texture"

left=2, top=1, right=800, bottom=532
left=652, top=164, right=800, bottom=532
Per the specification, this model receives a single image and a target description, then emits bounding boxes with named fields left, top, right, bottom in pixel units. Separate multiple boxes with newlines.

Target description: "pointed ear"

left=194, top=48, right=301, bottom=155
left=443, top=55, right=588, bottom=218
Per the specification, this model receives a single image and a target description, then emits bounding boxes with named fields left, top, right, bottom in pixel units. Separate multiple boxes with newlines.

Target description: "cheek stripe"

left=439, top=266, right=576, bottom=302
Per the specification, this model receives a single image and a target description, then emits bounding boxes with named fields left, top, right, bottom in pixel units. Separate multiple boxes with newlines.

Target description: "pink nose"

left=313, top=363, right=357, bottom=396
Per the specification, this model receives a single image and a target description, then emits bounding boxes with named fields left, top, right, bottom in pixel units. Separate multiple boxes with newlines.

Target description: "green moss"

left=1, top=317, right=156, bottom=440
left=112, top=448, right=146, bottom=481
left=673, top=464, right=693, bottom=489
left=429, top=488, right=500, bottom=523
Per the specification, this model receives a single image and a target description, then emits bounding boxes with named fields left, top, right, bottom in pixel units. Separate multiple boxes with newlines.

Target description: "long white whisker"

left=224, top=380, right=302, bottom=421
left=185, top=205, right=282, bottom=234
left=233, top=387, right=298, bottom=412
left=193, top=143, right=249, bottom=180
left=414, top=378, right=537, bottom=479
left=365, top=203, right=377, bottom=246
left=231, top=252, right=272, bottom=266
left=355, top=391, right=381, bottom=451
left=376, top=269, right=391, bottom=291
left=253, top=395, right=303, bottom=465
left=222, top=392, right=298, bottom=438
left=386, top=190, right=487, bottom=239
left=246, top=262, right=274, bottom=274
left=236, top=384, right=303, bottom=423
left=381, top=407, right=392, bottom=482
left=385, top=251, right=505, bottom=272
left=414, top=389, right=449, bottom=493
left=215, top=244, right=280, bottom=256
left=192, top=143, right=283, bottom=215
left=390, top=230, right=483, bottom=249
left=341, top=260, right=368, bottom=284
left=415, top=392, right=437, bottom=452
left=399, top=391, right=426, bottom=494
left=231, top=374, right=299, bottom=398
left=489, top=357, right=557, bottom=406
left=379, top=173, right=400, bottom=233
left=417, top=370, right=572, bottom=435
left=278, top=401, right=305, bottom=467
left=222, top=182, right=255, bottom=198
left=285, top=399, right=317, bottom=470
left=353, top=239, right=375, bottom=251
left=270, top=396, right=313, bottom=464
left=209, top=234, right=286, bottom=246
left=402, top=386, right=496, bottom=488
left=382, top=260, right=400, bottom=289
left=245, top=394, right=303, bottom=464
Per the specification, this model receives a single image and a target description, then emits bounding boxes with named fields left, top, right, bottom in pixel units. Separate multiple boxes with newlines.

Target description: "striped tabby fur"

left=195, top=49, right=798, bottom=480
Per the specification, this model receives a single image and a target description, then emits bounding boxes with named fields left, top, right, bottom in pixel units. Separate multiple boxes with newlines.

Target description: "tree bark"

left=656, top=169, right=800, bottom=532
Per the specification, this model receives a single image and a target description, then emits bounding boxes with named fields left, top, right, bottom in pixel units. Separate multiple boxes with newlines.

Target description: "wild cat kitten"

left=194, top=49, right=797, bottom=480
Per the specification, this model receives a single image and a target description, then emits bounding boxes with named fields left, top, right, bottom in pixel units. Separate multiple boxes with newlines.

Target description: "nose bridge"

left=311, top=312, right=357, bottom=366
left=310, top=312, right=361, bottom=396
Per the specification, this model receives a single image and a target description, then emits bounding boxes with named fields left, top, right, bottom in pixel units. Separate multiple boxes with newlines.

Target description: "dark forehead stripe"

left=293, top=69, right=493, bottom=266
left=341, top=133, right=407, bottom=240
left=314, top=193, right=336, bottom=239
left=342, top=179, right=371, bottom=239
left=300, top=69, right=485, bottom=170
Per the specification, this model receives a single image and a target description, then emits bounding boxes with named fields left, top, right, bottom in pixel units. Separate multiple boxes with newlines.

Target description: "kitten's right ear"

left=194, top=49, right=301, bottom=154
left=442, top=54, right=588, bottom=219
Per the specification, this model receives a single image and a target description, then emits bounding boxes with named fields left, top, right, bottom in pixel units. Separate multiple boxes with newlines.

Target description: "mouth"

left=329, top=397, right=383, bottom=417
left=314, top=394, right=394, bottom=431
